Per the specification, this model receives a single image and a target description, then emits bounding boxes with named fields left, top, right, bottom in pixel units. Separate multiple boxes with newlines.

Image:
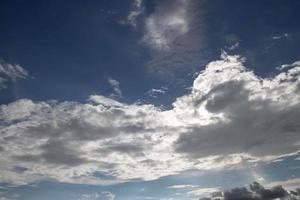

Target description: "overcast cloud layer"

left=1, top=53, right=300, bottom=186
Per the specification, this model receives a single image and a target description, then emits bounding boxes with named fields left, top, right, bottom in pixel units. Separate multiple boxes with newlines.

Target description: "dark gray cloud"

left=199, top=182, right=300, bottom=200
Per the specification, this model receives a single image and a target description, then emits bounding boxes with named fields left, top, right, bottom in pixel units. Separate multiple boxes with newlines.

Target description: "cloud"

left=139, top=0, right=208, bottom=78
left=228, top=42, right=240, bottom=51
left=107, top=77, right=122, bottom=97
left=142, top=0, right=190, bottom=51
left=78, top=192, right=115, bottom=200
left=168, top=184, right=198, bottom=189
left=199, top=182, right=300, bottom=200
left=146, top=87, right=167, bottom=98
left=175, top=52, right=300, bottom=158
left=1, top=53, right=300, bottom=186
left=187, top=187, right=220, bottom=198
left=272, top=33, right=289, bottom=40
left=168, top=184, right=220, bottom=198
left=0, top=60, right=30, bottom=90
left=277, top=60, right=300, bottom=71
left=125, top=0, right=143, bottom=28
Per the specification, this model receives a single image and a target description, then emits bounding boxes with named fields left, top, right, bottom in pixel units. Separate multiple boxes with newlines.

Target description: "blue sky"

left=1, top=0, right=300, bottom=200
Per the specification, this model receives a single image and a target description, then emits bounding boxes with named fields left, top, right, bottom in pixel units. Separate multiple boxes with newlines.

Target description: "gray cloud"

left=199, top=182, right=300, bottom=200
left=108, top=77, right=122, bottom=98
left=176, top=80, right=300, bottom=157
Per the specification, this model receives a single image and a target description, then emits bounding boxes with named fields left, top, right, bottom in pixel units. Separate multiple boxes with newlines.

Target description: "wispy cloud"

left=107, top=77, right=122, bottom=98
left=146, top=87, right=167, bottom=98
left=78, top=192, right=115, bottom=200
left=272, top=33, right=289, bottom=40
left=0, top=60, right=30, bottom=90
left=142, top=0, right=190, bottom=51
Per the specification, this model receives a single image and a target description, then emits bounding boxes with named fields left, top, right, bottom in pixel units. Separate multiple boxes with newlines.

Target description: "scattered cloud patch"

left=78, top=192, right=115, bottom=200
left=107, top=77, right=122, bottom=98
left=0, top=60, right=30, bottom=90
left=146, top=87, right=167, bottom=98
left=277, top=60, right=300, bottom=71
left=142, top=0, right=190, bottom=51
left=124, top=0, right=143, bottom=28
left=228, top=42, right=240, bottom=51
left=187, top=187, right=220, bottom=198
left=168, top=184, right=198, bottom=189
left=272, top=33, right=289, bottom=40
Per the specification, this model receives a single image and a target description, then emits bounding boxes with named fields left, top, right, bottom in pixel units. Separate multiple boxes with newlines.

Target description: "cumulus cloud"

left=1, top=53, right=300, bottom=186
left=0, top=60, right=30, bottom=90
left=199, top=182, right=300, bottom=200
left=175, top=52, right=300, bottom=158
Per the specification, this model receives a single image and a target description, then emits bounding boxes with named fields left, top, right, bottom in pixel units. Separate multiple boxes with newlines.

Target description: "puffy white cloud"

left=1, top=54, right=300, bottom=186
left=175, top=53, right=300, bottom=158
left=0, top=60, right=30, bottom=90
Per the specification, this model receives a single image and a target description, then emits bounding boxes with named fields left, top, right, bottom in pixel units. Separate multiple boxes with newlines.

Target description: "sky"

left=1, top=0, right=300, bottom=200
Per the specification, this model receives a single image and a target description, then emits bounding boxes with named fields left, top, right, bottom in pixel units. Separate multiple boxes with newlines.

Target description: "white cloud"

left=146, top=87, right=167, bottom=98
left=1, top=53, right=300, bottom=186
left=142, top=0, right=190, bottom=50
left=168, top=184, right=198, bottom=189
left=0, top=60, right=30, bottom=90
left=187, top=187, right=220, bottom=198
left=277, top=60, right=300, bottom=71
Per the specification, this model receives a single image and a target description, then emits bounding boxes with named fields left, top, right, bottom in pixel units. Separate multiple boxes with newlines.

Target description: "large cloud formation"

left=199, top=182, right=300, bottom=200
left=1, top=53, right=300, bottom=186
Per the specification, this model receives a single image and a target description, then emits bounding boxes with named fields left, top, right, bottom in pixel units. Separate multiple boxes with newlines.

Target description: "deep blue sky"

left=1, top=1, right=300, bottom=200
left=1, top=0, right=299, bottom=105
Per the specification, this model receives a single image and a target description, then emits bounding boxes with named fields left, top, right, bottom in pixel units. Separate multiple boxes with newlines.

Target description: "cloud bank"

left=1, top=53, right=300, bottom=186
left=199, top=182, right=300, bottom=200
